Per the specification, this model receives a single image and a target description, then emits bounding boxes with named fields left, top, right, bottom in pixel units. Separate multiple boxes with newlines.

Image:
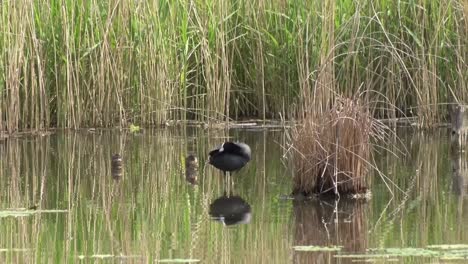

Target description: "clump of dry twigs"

left=291, top=96, right=388, bottom=196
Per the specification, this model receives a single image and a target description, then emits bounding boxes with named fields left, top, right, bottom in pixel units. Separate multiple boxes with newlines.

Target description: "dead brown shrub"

left=291, top=97, right=387, bottom=195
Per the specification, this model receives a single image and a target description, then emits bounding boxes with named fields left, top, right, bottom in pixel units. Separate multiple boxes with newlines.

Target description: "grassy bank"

left=1, top=0, right=467, bottom=131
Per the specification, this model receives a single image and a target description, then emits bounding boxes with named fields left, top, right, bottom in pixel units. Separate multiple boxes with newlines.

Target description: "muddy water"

left=0, top=128, right=467, bottom=263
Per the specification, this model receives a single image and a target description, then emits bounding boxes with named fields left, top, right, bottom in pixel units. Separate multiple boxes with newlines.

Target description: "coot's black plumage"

left=208, top=142, right=251, bottom=176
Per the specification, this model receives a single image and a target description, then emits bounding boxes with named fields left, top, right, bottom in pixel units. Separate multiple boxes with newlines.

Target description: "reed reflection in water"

left=293, top=198, right=367, bottom=264
left=0, top=129, right=293, bottom=264
left=370, top=129, right=468, bottom=254
left=0, top=128, right=468, bottom=263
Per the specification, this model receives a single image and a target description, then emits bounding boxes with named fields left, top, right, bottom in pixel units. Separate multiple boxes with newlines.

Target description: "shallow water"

left=0, top=127, right=467, bottom=263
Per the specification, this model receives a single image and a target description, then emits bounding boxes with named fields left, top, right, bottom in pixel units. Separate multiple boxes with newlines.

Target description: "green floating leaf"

left=157, top=259, right=200, bottom=263
left=383, top=247, right=439, bottom=256
left=0, top=211, right=35, bottom=217
left=293, top=245, right=342, bottom=252
left=78, top=254, right=114, bottom=259
left=336, top=246, right=468, bottom=259
left=78, top=254, right=143, bottom=259
left=427, top=244, right=468, bottom=250
left=130, top=124, right=141, bottom=133
left=0, top=248, right=31, bottom=252
left=440, top=256, right=468, bottom=260
left=335, top=254, right=394, bottom=259
left=0, top=209, right=67, bottom=218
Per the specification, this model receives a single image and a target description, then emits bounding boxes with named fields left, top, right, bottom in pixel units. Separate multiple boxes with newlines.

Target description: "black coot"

left=208, top=142, right=251, bottom=176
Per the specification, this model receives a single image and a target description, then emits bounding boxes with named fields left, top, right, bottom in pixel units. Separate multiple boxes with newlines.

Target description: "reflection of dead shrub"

left=292, top=97, right=386, bottom=195
left=293, top=199, right=368, bottom=264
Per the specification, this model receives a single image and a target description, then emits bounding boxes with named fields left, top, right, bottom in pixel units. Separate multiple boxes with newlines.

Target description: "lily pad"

left=0, top=209, right=68, bottom=218
left=427, top=244, right=468, bottom=250
left=440, top=256, right=468, bottom=260
left=78, top=254, right=143, bottom=259
left=335, top=254, right=396, bottom=259
left=293, top=245, right=343, bottom=252
left=379, top=247, right=439, bottom=257
left=334, top=246, right=468, bottom=259
left=0, top=248, right=31, bottom=252
left=78, top=254, right=113, bottom=259
left=157, top=259, right=200, bottom=263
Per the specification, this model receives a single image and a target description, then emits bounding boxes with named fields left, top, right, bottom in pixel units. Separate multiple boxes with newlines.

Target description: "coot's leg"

left=227, top=171, right=233, bottom=190
left=229, top=173, right=233, bottom=195
left=223, top=171, right=228, bottom=194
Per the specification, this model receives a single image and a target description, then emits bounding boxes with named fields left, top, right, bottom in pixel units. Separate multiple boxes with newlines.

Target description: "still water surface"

left=0, top=127, right=467, bottom=263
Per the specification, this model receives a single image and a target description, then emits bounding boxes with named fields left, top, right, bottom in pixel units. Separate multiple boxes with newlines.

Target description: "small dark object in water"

left=185, top=154, right=199, bottom=185
left=208, top=142, right=251, bottom=176
left=451, top=105, right=468, bottom=135
left=111, top=154, right=123, bottom=180
left=209, top=195, right=252, bottom=226
left=450, top=145, right=468, bottom=196
left=28, top=205, right=38, bottom=210
left=450, top=104, right=468, bottom=148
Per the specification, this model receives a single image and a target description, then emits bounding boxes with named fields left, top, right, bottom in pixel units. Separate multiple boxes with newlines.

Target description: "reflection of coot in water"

left=209, top=195, right=252, bottom=226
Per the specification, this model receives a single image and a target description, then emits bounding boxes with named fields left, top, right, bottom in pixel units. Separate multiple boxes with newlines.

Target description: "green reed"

left=1, top=0, right=467, bottom=131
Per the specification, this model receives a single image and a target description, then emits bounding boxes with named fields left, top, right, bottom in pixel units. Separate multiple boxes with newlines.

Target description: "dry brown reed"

left=292, top=96, right=387, bottom=195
